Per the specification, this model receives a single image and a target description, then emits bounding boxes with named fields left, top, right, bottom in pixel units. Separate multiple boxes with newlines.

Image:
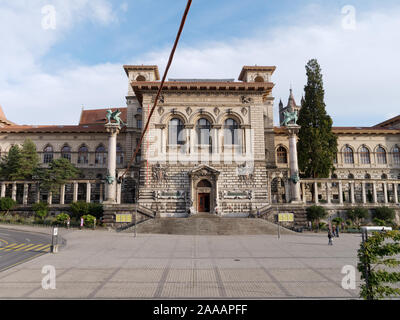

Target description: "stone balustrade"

left=0, top=180, right=107, bottom=206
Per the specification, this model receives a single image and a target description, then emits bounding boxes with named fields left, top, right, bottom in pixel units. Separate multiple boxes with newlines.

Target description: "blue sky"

left=1, top=0, right=400, bottom=126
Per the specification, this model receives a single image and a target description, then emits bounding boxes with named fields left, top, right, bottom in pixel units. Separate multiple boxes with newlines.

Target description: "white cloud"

left=0, top=3, right=399, bottom=126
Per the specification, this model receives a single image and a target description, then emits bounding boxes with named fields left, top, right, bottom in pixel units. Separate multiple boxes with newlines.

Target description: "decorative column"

left=73, top=182, right=78, bottom=202
left=1, top=182, right=6, bottom=198
left=372, top=182, right=378, bottom=204
left=23, top=183, right=29, bottom=205
left=286, top=124, right=301, bottom=203
left=47, top=192, right=53, bottom=205
left=60, top=184, right=66, bottom=205
left=394, top=183, right=399, bottom=204
left=86, top=182, right=91, bottom=203
left=338, top=181, right=343, bottom=204
left=104, top=122, right=121, bottom=204
left=11, top=182, right=17, bottom=202
left=36, top=183, right=40, bottom=203
left=314, top=181, right=319, bottom=204
left=326, top=182, right=331, bottom=204
left=350, top=182, right=355, bottom=204
left=362, top=182, right=367, bottom=204
left=383, top=182, right=388, bottom=204
left=302, top=182, right=307, bottom=203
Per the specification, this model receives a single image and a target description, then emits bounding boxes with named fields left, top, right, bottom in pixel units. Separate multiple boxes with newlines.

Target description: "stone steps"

left=130, top=215, right=296, bottom=235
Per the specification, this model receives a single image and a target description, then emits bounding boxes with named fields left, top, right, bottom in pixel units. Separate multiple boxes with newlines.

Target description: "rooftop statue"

left=281, top=110, right=298, bottom=127
left=106, top=109, right=125, bottom=127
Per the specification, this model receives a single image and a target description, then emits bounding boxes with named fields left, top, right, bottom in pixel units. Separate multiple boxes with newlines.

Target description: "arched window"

left=117, top=144, right=124, bottom=165
left=360, top=146, right=370, bottom=164
left=254, top=76, right=264, bottom=82
left=376, top=146, right=387, bottom=164
left=196, top=118, right=211, bottom=146
left=136, top=75, right=146, bottom=81
left=224, top=118, right=239, bottom=146
left=343, top=146, right=354, bottom=164
left=78, top=145, right=89, bottom=164
left=43, top=145, right=53, bottom=164
left=95, top=145, right=107, bottom=165
left=382, top=173, right=388, bottom=180
left=168, top=118, right=185, bottom=145
left=61, top=145, right=71, bottom=162
left=277, top=146, right=288, bottom=164
left=197, top=179, right=212, bottom=188
left=365, top=173, right=371, bottom=179
left=393, top=146, right=400, bottom=165
left=348, top=173, right=354, bottom=179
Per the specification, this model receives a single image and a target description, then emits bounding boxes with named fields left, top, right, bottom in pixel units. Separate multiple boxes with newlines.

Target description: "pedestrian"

left=332, top=224, right=336, bottom=237
left=336, top=224, right=340, bottom=238
left=257, top=207, right=260, bottom=218
left=67, top=217, right=70, bottom=229
left=80, top=217, right=84, bottom=230
left=328, top=230, right=333, bottom=245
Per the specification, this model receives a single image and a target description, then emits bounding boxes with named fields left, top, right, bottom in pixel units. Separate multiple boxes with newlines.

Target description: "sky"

left=0, top=0, right=399, bottom=126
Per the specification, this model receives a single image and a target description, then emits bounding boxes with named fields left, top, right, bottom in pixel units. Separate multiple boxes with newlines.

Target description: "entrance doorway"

left=198, top=193, right=210, bottom=213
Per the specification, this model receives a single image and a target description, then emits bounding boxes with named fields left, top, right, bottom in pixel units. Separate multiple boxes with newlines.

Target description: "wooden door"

left=198, top=193, right=210, bottom=213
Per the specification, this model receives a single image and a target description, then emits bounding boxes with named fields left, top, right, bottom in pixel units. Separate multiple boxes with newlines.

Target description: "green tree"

left=358, top=230, right=400, bottom=300
left=39, top=158, right=80, bottom=194
left=0, top=197, right=17, bottom=215
left=373, top=207, right=396, bottom=225
left=297, top=59, right=338, bottom=179
left=70, top=201, right=89, bottom=219
left=347, top=207, right=369, bottom=228
left=32, top=202, right=49, bottom=221
left=306, top=205, right=328, bottom=232
left=19, top=139, right=40, bottom=180
left=0, top=145, right=23, bottom=180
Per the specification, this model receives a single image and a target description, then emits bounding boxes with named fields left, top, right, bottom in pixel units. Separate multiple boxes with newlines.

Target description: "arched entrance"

left=197, top=179, right=211, bottom=213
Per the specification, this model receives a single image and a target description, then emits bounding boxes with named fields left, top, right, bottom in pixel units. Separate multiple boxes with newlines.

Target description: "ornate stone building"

left=0, top=65, right=399, bottom=220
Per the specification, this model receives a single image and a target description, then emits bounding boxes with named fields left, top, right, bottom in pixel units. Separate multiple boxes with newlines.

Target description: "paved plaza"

left=0, top=225, right=362, bottom=299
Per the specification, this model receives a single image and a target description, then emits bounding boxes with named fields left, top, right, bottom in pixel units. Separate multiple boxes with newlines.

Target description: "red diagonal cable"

left=120, top=0, right=192, bottom=180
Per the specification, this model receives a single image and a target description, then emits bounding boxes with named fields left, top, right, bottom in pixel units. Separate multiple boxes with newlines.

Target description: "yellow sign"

left=278, top=213, right=294, bottom=222
left=116, top=214, right=132, bottom=223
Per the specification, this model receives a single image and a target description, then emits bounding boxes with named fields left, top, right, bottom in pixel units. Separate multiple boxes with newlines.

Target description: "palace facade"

left=0, top=65, right=399, bottom=219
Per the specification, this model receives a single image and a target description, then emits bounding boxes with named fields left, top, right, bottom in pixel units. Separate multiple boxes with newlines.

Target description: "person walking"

left=336, top=224, right=340, bottom=238
left=332, top=224, right=336, bottom=237
left=328, top=229, right=333, bottom=245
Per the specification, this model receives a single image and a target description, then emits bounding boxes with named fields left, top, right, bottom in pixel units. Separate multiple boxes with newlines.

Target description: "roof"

left=374, top=115, right=400, bottom=128
left=0, top=124, right=109, bottom=134
left=238, top=66, right=276, bottom=81
left=123, top=65, right=160, bottom=80
left=274, top=126, right=400, bottom=135
left=0, top=105, right=16, bottom=126
left=79, top=108, right=127, bottom=125
left=169, top=79, right=235, bottom=82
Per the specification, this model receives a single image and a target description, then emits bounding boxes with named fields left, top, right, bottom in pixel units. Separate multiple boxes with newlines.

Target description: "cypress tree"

left=297, top=59, right=338, bottom=178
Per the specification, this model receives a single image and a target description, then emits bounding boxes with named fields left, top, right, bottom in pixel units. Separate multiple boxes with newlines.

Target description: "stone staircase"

left=122, top=214, right=296, bottom=235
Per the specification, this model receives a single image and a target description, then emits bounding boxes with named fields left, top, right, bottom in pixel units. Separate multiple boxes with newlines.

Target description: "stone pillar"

left=105, top=124, right=121, bottom=203
left=47, top=192, right=53, bottom=205
left=373, top=182, right=378, bottom=204
left=326, top=182, right=331, bottom=204
left=1, top=182, right=6, bottom=198
left=287, top=125, right=301, bottom=202
left=73, top=182, right=78, bottom=202
left=116, top=182, right=122, bottom=205
left=60, top=184, right=66, bottom=205
left=350, top=182, right=355, bottom=204
left=23, top=183, right=29, bottom=205
left=383, top=182, right=388, bottom=203
left=362, top=182, right=367, bottom=204
left=285, top=180, right=291, bottom=204
left=11, top=182, right=17, bottom=202
left=338, top=181, right=343, bottom=204
left=36, top=183, right=40, bottom=203
left=302, top=182, right=307, bottom=203
left=86, top=182, right=91, bottom=203
left=100, top=183, right=104, bottom=203
left=394, top=183, right=399, bottom=204
left=314, top=182, right=319, bottom=204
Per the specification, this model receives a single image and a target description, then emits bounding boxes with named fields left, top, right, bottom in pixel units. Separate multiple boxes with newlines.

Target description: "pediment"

left=188, top=164, right=220, bottom=177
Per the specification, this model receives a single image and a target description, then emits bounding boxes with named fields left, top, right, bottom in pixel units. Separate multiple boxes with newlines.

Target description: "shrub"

left=32, top=202, right=49, bottom=220
left=0, top=197, right=17, bottom=215
left=70, top=201, right=89, bottom=218
left=56, top=213, right=70, bottom=225
left=373, top=207, right=395, bottom=223
left=82, top=214, right=96, bottom=228
left=88, top=203, right=103, bottom=219
left=347, top=207, right=369, bottom=228
left=373, top=218, right=387, bottom=226
left=306, top=206, right=327, bottom=231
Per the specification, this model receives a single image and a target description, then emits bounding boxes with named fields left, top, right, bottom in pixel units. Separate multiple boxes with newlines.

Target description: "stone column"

left=350, top=182, right=355, bottom=204
left=338, top=181, right=343, bottom=204
left=383, top=182, right=388, bottom=203
left=362, top=182, right=367, bottom=204
left=105, top=123, right=121, bottom=204
left=47, top=192, right=53, bottom=205
left=372, top=182, right=378, bottom=204
left=287, top=125, right=301, bottom=203
left=86, top=182, right=91, bottom=203
left=73, top=182, right=78, bottom=202
left=302, top=182, right=307, bottom=203
left=394, top=183, right=399, bottom=204
left=36, top=183, right=40, bottom=203
left=116, top=182, right=122, bottom=205
left=314, top=182, right=319, bottom=204
left=1, top=182, right=6, bottom=198
left=11, top=182, right=17, bottom=202
left=99, top=183, right=104, bottom=203
left=23, top=183, right=29, bottom=205
left=60, top=184, right=66, bottom=205
left=326, top=182, right=331, bottom=204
